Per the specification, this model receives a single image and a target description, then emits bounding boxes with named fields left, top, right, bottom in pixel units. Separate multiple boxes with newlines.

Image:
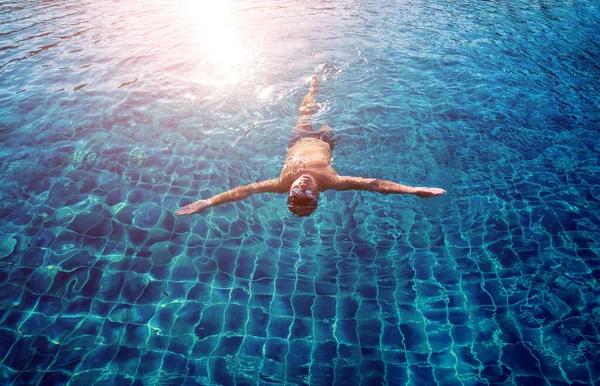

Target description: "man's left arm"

left=331, top=176, right=446, bottom=198
left=175, top=178, right=285, bottom=215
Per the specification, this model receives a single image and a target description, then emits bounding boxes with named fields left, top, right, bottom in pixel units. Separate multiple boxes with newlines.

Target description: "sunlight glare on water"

left=177, top=0, right=256, bottom=87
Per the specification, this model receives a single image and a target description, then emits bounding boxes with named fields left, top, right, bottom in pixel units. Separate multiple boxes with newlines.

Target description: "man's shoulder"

left=315, top=169, right=342, bottom=191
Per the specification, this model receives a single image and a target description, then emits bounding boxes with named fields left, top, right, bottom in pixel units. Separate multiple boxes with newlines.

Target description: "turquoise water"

left=1, top=0, right=600, bottom=385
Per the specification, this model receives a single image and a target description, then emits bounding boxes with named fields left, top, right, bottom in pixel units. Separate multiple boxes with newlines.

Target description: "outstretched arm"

left=331, top=176, right=446, bottom=198
left=175, top=179, right=285, bottom=215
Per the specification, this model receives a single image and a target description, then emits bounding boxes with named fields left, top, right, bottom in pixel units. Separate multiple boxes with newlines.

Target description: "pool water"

left=1, top=0, right=600, bottom=385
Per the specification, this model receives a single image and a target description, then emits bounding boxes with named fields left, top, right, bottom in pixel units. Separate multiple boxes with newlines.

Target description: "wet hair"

left=287, top=195, right=318, bottom=217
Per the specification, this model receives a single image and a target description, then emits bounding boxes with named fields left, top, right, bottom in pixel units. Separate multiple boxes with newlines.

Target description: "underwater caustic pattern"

left=1, top=0, right=600, bottom=385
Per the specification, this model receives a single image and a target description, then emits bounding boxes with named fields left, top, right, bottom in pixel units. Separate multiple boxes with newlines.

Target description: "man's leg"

left=317, top=124, right=337, bottom=150
left=293, top=76, right=319, bottom=134
left=317, top=124, right=333, bottom=134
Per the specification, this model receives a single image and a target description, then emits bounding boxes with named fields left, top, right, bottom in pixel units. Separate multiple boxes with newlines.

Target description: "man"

left=175, top=76, right=445, bottom=217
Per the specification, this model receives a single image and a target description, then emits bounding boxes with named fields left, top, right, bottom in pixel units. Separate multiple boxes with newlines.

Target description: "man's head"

left=287, top=174, right=319, bottom=217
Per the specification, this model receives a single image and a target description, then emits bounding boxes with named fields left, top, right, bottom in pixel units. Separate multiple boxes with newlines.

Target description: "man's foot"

left=300, top=76, right=319, bottom=115
left=309, top=75, right=319, bottom=93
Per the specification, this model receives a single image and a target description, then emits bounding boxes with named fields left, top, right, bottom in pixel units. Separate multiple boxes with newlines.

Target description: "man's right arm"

left=331, top=176, right=446, bottom=198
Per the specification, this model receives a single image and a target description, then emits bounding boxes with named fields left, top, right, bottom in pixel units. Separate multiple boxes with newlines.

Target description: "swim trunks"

left=288, top=130, right=338, bottom=151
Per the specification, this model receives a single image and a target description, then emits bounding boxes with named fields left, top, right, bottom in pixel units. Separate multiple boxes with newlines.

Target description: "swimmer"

left=176, top=76, right=446, bottom=217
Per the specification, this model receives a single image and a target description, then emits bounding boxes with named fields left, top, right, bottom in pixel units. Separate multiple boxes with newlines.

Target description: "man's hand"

left=414, top=187, right=446, bottom=198
left=175, top=199, right=212, bottom=216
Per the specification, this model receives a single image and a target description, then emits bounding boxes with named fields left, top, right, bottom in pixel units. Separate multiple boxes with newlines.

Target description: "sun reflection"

left=257, top=86, right=273, bottom=99
left=178, top=0, right=251, bottom=86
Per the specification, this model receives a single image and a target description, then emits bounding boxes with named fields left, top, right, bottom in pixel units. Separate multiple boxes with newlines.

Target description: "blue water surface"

left=1, top=0, right=600, bottom=385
